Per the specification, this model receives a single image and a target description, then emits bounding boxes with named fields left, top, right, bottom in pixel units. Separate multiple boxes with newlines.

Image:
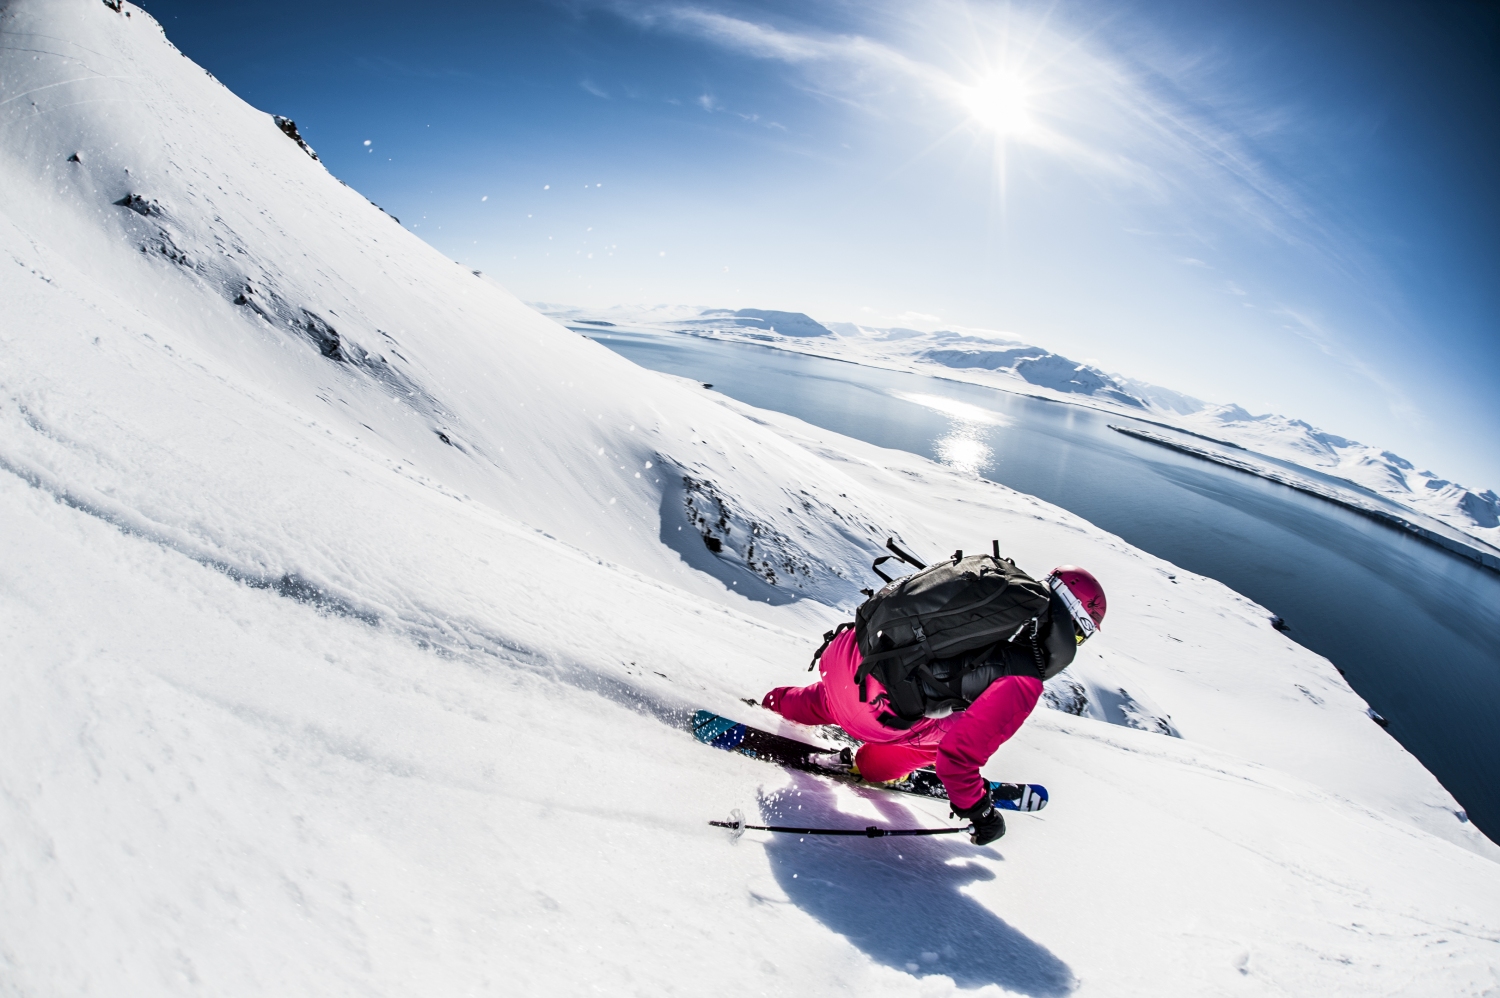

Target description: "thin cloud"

left=688, top=88, right=784, bottom=130
left=605, top=2, right=1329, bottom=252
left=663, top=8, right=829, bottom=62
left=610, top=2, right=947, bottom=106
left=1274, top=306, right=1418, bottom=419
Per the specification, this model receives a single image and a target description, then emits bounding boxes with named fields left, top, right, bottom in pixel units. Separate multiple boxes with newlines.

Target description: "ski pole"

left=710, top=810, right=971, bottom=839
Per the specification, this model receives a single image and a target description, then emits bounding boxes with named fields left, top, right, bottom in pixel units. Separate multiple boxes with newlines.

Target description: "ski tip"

left=691, top=710, right=747, bottom=750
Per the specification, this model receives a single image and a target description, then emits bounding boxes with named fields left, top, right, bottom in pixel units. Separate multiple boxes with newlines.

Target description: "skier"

left=759, top=564, right=1106, bottom=844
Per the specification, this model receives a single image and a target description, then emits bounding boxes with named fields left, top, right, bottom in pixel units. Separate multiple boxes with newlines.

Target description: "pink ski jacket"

left=763, top=628, right=1041, bottom=810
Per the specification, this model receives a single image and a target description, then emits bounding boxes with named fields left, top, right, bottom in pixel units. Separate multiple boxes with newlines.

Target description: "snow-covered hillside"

left=540, top=304, right=1500, bottom=554
left=3, top=2, right=1498, bottom=994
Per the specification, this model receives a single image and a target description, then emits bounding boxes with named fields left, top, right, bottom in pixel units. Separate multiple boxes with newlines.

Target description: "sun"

left=958, top=70, right=1034, bottom=138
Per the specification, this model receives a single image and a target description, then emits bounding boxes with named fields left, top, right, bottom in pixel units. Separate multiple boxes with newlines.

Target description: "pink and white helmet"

left=1048, top=565, right=1107, bottom=638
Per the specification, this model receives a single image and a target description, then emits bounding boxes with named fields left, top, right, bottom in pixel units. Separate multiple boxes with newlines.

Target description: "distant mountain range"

left=537, top=304, right=1500, bottom=553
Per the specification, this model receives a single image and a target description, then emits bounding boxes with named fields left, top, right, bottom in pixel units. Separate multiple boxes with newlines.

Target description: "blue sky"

left=140, top=0, right=1499, bottom=488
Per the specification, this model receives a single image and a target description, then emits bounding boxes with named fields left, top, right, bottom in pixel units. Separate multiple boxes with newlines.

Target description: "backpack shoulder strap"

left=807, top=621, right=855, bottom=671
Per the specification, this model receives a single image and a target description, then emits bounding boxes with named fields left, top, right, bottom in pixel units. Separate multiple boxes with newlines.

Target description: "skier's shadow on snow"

left=757, top=772, right=1075, bottom=995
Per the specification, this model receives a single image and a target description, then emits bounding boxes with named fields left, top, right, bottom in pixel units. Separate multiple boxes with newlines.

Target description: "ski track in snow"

left=1, top=2, right=1499, bottom=995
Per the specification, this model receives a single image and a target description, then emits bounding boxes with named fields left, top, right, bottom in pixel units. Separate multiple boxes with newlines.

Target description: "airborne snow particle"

left=363, top=139, right=371, bottom=146
left=481, top=196, right=488, bottom=202
left=544, top=184, right=550, bottom=190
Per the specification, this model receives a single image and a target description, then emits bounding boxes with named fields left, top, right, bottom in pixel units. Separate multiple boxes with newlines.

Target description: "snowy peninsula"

left=3, top=2, right=1498, bottom=994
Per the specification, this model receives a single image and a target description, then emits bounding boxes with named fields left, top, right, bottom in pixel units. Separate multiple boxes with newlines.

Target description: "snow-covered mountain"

left=1181, top=404, right=1500, bottom=532
left=540, top=304, right=1500, bottom=553
left=4, top=2, right=1499, bottom=994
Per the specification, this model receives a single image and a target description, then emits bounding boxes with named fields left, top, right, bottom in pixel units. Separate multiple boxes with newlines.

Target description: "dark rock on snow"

left=272, top=115, right=320, bottom=162
left=114, top=193, right=161, bottom=217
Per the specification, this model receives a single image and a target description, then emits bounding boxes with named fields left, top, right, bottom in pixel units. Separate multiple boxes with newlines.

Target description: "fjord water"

left=588, top=329, right=1500, bottom=840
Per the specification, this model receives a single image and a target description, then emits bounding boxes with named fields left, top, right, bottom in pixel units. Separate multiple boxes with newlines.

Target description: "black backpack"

left=812, top=539, right=1054, bottom=728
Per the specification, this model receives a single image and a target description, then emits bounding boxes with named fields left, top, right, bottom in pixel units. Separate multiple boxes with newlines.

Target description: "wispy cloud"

left=602, top=2, right=1326, bottom=248
left=1275, top=306, right=1417, bottom=418
left=690, top=88, right=783, bottom=129
left=579, top=78, right=610, bottom=99
left=630, top=5, right=927, bottom=78
left=659, top=8, right=831, bottom=63
left=608, top=2, right=948, bottom=108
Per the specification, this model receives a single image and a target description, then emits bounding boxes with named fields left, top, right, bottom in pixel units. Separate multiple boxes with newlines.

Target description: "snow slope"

left=540, top=304, right=1500, bottom=555
left=2, top=2, right=1498, bottom=994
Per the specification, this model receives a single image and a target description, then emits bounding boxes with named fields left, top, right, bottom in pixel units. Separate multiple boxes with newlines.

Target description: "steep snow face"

left=0, top=0, right=903, bottom=617
left=4, top=3, right=1500, bottom=995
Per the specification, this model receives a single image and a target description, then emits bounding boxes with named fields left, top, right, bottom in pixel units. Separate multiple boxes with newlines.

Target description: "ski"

left=691, top=709, right=1048, bottom=812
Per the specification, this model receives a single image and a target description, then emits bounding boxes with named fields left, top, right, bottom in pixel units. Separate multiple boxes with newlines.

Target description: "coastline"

left=1109, top=424, right=1500, bottom=574
left=566, top=320, right=1499, bottom=560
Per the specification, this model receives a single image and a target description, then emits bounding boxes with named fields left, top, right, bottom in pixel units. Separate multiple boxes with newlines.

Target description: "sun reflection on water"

left=935, top=430, right=993, bottom=475
left=895, top=391, right=1001, bottom=475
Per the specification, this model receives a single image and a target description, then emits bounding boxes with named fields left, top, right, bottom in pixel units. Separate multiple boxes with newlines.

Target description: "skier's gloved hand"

left=952, top=796, right=1006, bottom=845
